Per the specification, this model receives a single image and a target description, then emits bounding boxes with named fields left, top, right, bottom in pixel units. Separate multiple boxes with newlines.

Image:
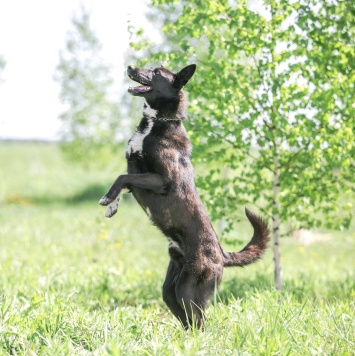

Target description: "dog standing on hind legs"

left=99, top=63, right=269, bottom=329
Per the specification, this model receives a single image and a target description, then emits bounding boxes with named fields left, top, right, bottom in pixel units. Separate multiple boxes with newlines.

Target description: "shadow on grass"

left=218, top=272, right=355, bottom=304
left=69, top=184, right=108, bottom=203
left=218, top=274, right=273, bottom=304
left=79, top=276, right=163, bottom=312
left=4, top=183, right=135, bottom=206
left=46, top=268, right=354, bottom=315
left=84, top=273, right=354, bottom=313
left=282, top=272, right=355, bottom=302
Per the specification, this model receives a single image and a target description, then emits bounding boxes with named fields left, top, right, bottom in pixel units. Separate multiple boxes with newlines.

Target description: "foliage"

left=131, top=0, right=355, bottom=288
left=134, top=0, right=354, bottom=230
left=0, top=143, right=354, bottom=354
left=55, top=7, right=125, bottom=166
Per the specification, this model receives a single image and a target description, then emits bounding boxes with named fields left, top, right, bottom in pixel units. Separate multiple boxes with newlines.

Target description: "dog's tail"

left=223, top=208, right=269, bottom=267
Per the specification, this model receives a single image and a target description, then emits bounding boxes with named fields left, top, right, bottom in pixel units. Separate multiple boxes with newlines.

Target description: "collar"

left=152, top=117, right=182, bottom=122
left=143, top=104, right=182, bottom=121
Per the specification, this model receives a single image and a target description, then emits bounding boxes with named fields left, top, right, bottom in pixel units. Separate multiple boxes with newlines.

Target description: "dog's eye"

left=153, top=69, right=161, bottom=75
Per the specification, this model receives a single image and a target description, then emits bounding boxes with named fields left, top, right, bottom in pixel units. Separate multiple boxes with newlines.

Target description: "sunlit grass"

left=0, top=143, right=354, bottom=355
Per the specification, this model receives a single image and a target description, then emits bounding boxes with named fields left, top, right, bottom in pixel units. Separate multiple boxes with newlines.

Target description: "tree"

left=132, top=0, right=355, bottom=289
left=55, top=7, right=125, bottom=166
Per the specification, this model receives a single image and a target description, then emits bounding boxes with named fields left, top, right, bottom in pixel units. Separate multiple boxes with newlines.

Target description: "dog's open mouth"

left=127, top=66, right=153, bottom=95
left=128, top=85, right=152, bottom=95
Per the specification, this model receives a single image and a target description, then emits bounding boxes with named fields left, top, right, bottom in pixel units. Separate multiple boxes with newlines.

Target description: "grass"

left=0, top=142, right=354, bottom=355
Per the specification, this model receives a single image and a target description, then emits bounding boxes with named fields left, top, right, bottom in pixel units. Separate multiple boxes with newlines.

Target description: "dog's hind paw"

left=105, top=198, right=120, bottom=218
left=99, top=195, right=114, bottom=206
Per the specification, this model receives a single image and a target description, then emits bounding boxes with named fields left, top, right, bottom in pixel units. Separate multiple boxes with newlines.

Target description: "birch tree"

left=132, top=0, right=355, bottom=289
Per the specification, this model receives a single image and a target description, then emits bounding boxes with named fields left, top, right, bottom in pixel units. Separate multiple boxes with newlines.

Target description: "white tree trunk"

left=273, top=155, right=282, bottom=290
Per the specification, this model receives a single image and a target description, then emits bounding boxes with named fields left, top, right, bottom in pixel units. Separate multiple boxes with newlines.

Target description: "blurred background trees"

left=54, top=7, right=129, bottom=166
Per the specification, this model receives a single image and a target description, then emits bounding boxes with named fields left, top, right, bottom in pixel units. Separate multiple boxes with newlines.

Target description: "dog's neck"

left=144, top=91, right=188, bottom=121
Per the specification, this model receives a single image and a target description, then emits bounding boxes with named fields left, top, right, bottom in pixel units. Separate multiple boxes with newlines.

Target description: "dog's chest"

left=126, top=119, right=154, bottom=157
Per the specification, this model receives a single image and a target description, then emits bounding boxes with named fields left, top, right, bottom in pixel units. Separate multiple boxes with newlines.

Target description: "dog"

left=99, top=64, right=269, bottom=329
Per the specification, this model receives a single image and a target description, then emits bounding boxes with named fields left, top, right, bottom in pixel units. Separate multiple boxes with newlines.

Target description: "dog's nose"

left=127, top=65, right=134, bottom=71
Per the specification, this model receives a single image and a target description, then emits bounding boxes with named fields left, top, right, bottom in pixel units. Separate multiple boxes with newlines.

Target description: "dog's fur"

left=99, top=64, right=269, bottom=329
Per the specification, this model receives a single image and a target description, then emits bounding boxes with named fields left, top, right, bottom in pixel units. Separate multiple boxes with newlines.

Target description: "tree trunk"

left=270, top=0, right=282, bottom=290
left=218, top=167, right=230, bottom=236
left=273, top=155, right=282, bottom=290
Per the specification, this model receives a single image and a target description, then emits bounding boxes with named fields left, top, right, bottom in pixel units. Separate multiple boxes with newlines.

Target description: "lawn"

left=0, top=142, right=354, bottom=355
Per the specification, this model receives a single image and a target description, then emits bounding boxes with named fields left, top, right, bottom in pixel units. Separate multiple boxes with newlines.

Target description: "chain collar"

left=143, top=104, right=183, bottom=122
left=153, top=117, right=182, bottom=122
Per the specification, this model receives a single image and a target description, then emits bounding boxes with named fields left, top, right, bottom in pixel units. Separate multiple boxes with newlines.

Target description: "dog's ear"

left=173, top=64, right=196, bottom=89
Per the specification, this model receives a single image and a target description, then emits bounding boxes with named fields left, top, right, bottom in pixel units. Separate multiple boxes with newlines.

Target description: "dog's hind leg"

left=174, top=270, right=205, bottom=329
left=162, top=261, right=191, bottom=329
left=175, top=266, right=223, bottom=330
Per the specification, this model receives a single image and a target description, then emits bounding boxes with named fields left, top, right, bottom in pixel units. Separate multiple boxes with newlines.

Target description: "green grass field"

left=0, top=143, right=354, bottom=355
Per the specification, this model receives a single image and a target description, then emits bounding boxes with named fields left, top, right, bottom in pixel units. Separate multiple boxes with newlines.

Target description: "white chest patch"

left=126, top=118, right=154, bottom=156
left=143, top=104, right=158, bottom=119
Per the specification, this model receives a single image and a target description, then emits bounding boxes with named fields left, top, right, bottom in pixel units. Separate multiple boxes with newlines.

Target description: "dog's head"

left=127, top=64, right=196, bottom=103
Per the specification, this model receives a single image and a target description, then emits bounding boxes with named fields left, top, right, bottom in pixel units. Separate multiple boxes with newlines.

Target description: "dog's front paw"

left=105, top=198, right=120, bottom=218
left=99, top=195, right=114, bottom=206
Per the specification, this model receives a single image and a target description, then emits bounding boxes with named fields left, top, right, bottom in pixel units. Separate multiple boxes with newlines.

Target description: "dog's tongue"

left=128, top=85, right=152, bottom=94
left=135, top=85, right=151, bottom=92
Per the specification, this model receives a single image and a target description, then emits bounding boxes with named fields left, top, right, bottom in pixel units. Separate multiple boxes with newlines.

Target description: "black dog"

left=99, top=64, right=269, bottom=329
